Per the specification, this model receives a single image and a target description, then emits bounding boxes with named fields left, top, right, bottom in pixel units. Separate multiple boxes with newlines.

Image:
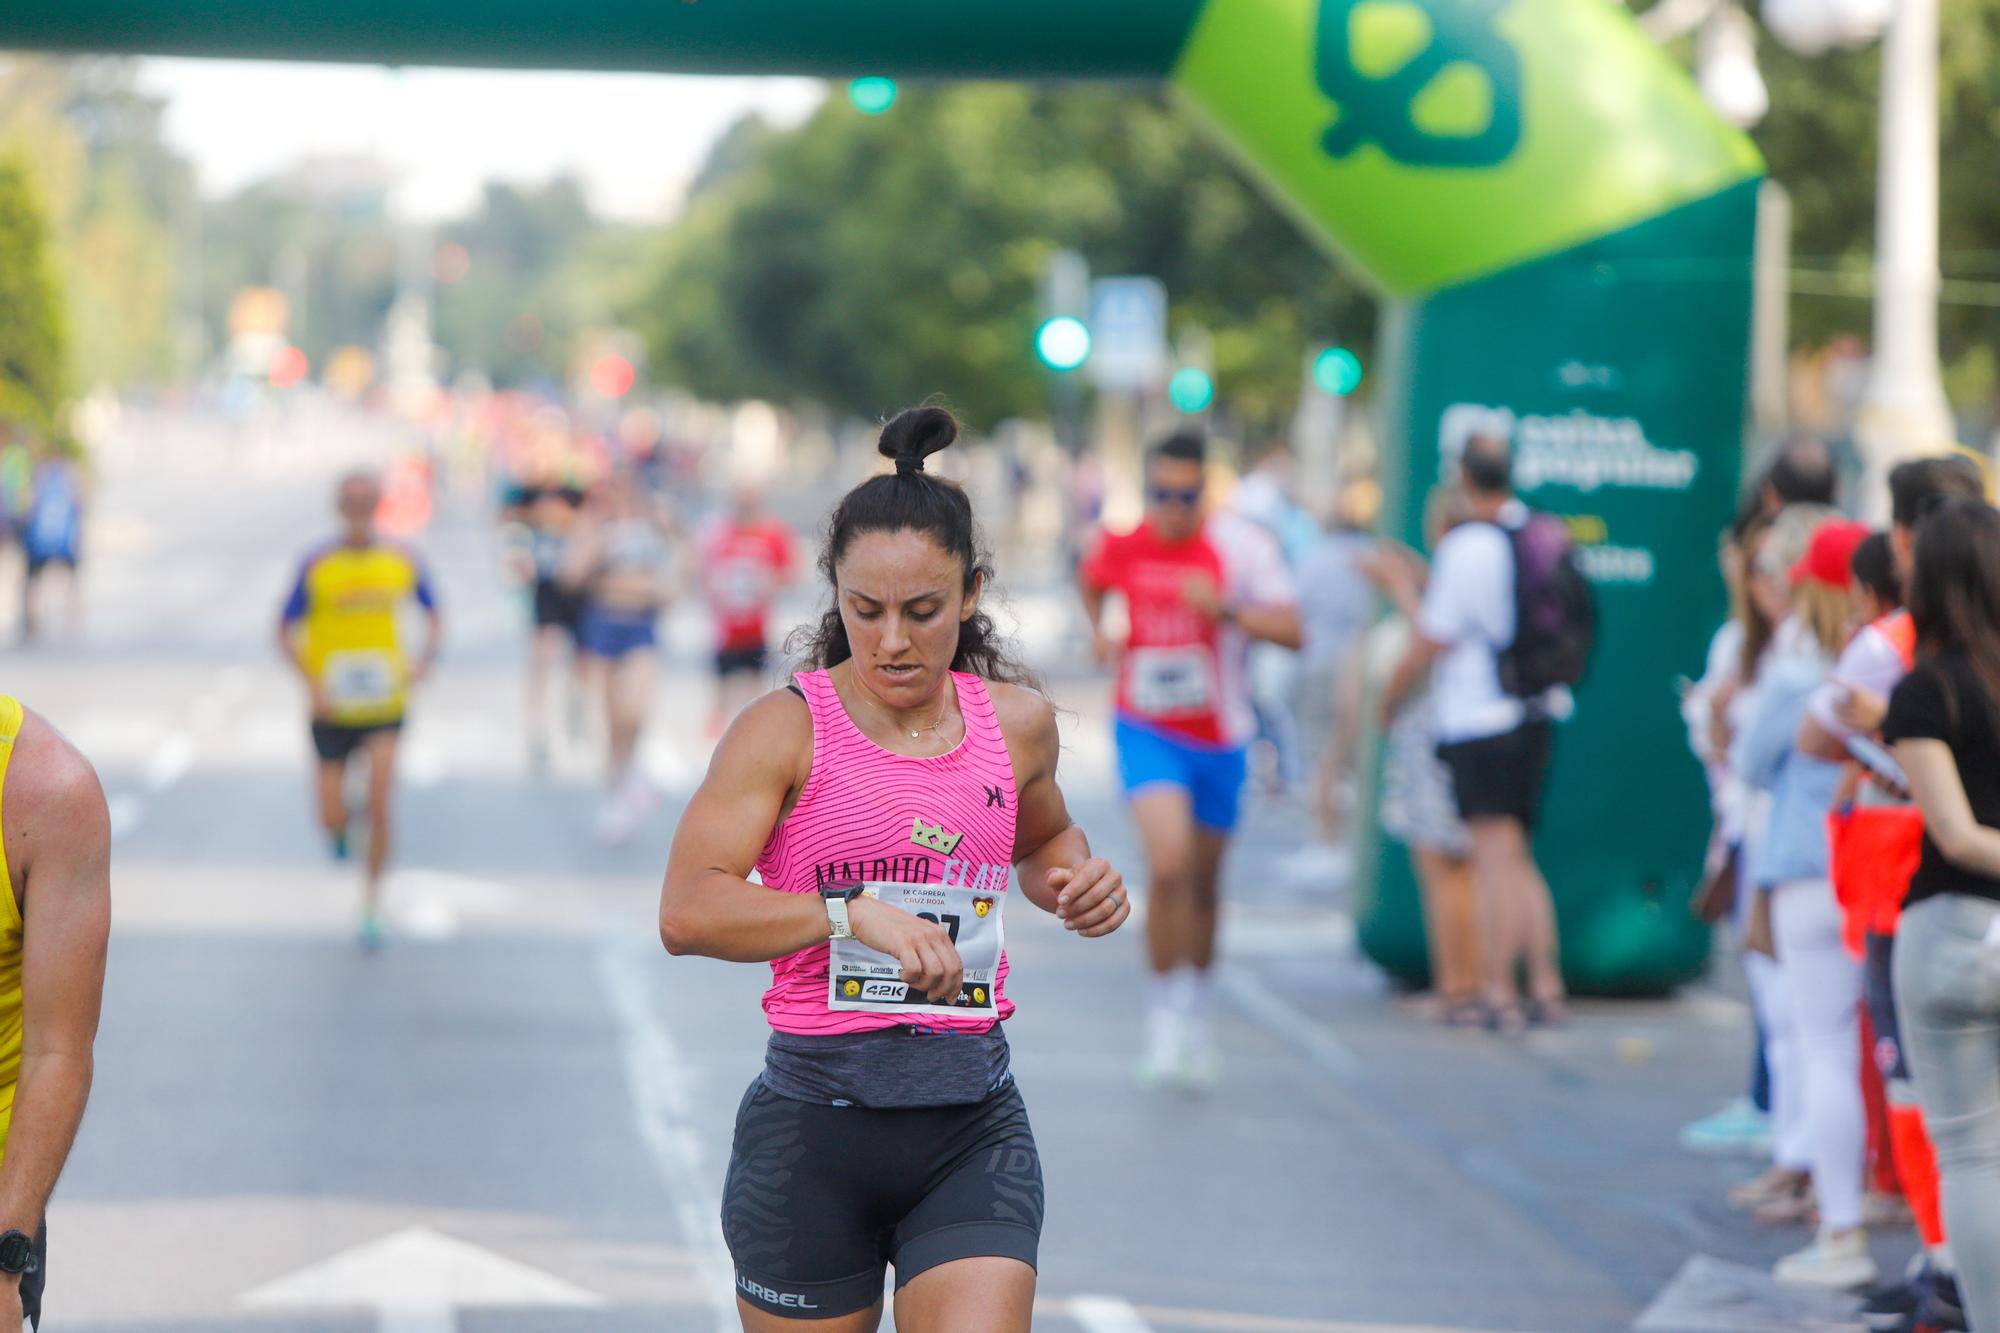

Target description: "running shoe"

left=358, top=911, right=385, bottom=953
left=1136, top=1005, right=1185, bottom=1091
left=1861, top=1267, right=1933, bottom=1331
left=1912, top=1272, right=1968, bottom=1333
left=1679, top=1096, right=1774, bottom=1157
left=329, top=829, right=351, bottom=862
left=1775, top=1230, right=1878, bottom=1290
left=1178, top=1015, right=1220, bottom=1092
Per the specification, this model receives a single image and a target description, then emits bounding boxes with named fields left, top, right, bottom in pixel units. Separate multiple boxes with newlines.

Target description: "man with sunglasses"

left=1081, top=431, right=1300, bottom=1089
left=279, top=471, right=442, bottom=950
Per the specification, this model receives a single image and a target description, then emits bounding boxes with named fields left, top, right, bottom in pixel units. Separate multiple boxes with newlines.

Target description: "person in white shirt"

left=1381, top=433, right=1570, bottom=1030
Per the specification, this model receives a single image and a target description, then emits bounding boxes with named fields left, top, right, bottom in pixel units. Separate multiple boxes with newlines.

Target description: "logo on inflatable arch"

left=1315, top=0, right=1523, bottom=168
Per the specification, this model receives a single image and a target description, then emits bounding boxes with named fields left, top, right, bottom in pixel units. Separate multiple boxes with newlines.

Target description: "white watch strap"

left=825, top=895, right=854, bottom=940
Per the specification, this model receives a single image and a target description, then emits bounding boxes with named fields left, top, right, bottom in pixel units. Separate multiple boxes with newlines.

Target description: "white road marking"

left=1216, top=963, right=1367, bottom=1081
left=142, top=732, right=196, bottom=792
left=105, top=793, right=145, bottom=839
left=104, top=666, right=249, bottom=842
left=597, top=937, right=738, bottom=1333
left=239, top=1225, right=603, bottom=1332
left=1069, top=1293, right=1157, bottom=1333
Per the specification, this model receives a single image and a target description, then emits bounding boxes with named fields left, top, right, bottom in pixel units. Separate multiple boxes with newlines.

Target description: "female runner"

left=659, top=405, right=1131, bottom=1331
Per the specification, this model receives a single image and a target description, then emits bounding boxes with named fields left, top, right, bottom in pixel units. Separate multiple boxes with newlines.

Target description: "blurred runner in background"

left=279, top=472, right=443, bottom=949
left=19, top=442, right=86, bottom=646
left=700, top=482, right=797, bottom=736
left=563, top=471, right=678, bottom=844
left=500, top=478, right=587, bottom=772
left=1081, top=430, right=1300, bottom=1090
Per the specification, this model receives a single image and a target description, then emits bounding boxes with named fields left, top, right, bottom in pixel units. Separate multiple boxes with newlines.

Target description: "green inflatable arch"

left=8, top=0, right=1765, bottom=991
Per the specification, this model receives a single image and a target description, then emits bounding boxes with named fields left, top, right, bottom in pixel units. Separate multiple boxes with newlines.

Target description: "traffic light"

left=848, top=77, right=898, bottom=115
left=1035, top=316, right=1091, bottom=372
left=1169, top=367, right=1214, bottom=414
left=1313, top=346, right=1364, bottom=396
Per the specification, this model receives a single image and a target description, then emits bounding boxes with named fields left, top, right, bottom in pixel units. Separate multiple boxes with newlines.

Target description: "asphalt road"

left=0, top=403, right=1910, bottom=1332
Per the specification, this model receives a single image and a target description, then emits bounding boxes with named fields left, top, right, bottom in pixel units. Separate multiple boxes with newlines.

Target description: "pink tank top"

left=756, top=668, right=1018, bottom=1036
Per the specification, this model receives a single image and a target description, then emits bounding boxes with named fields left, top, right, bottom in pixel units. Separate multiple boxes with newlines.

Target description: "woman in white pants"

left=1735, top=513, right=1874, bottom=1289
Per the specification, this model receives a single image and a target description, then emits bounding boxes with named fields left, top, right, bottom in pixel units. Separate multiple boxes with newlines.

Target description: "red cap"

left=1790, top=518, right=1871, bottom=589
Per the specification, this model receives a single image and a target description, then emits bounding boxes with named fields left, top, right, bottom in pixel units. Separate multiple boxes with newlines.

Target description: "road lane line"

left=596, top=937, right=737, bottom=1333
left=106, top=793, right=145, bottom=839
left=142, top=732, right=195, bottom=792
left=1069, top=1293, right=1157, bottom=1332
left=1215, top=963, right=1367, bottom=1080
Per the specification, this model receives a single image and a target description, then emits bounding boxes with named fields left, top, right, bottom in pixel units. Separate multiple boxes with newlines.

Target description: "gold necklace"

left=861, top=681, right=952, bottom=742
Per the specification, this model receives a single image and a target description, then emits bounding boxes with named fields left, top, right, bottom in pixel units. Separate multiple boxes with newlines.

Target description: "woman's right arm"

left=657, top=692, right=966, bottom=998
left=1896, top=738, right=2000, bottom=879
left=659, top=691, right=835, bottom=961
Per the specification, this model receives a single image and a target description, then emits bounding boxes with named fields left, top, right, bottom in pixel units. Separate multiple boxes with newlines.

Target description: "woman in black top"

left=1882, top=498, right=2000, bottom=1333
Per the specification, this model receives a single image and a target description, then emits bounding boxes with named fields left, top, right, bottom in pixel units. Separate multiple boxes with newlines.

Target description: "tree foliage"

left=1749, top=1, right=2000, bottom=366
left=0, top=154, right=69, bottom=433
left=631, top=86, right=1376, bottom=433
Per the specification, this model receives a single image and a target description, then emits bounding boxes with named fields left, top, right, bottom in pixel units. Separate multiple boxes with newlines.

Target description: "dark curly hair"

left=790, top=406, right=1037, bottom=688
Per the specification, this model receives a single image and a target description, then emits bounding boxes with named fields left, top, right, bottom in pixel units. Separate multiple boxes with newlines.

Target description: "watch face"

left=0, top=1230, right=31, bottom=1273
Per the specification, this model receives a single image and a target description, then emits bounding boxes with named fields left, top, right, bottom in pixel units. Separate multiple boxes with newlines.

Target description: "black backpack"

left=1496, top=512, right=1595, bottom=699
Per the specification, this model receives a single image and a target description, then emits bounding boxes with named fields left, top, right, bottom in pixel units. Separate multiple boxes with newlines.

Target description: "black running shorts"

left=715, top=644, right=768, bottom=678
left=722, top=1079, right=1043, bottom=1320
left=1437, top=720, right=1554, bottom=829
left=310, top=718, right=403, bottom=765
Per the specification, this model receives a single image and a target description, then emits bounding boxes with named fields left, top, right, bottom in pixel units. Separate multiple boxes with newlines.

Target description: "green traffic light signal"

left=1035, top=317, right=1091, bottom=372
left=1169, top=367, right=1214, bottom=414
left=1313, top=346, right=1363, bottom=396
left=848, top=77, right=898, bottom=115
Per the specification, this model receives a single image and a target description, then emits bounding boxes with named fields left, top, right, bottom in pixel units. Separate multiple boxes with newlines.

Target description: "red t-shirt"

left=1082, top=517, right=1292, bottom=747
left=702, top=518, right=795, bottom=652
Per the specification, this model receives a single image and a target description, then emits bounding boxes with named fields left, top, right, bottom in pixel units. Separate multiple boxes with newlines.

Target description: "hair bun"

left=878, top=406, right=959, bottom=476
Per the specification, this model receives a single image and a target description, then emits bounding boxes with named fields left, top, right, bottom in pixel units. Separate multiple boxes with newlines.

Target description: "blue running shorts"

left=1114, top=715, right=1248, bottom=833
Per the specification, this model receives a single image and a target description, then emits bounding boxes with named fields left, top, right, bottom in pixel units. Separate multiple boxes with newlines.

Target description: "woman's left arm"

left=999, top=685, right=1131, bottom=938
left=1896, top=738, right=2000, bottom=878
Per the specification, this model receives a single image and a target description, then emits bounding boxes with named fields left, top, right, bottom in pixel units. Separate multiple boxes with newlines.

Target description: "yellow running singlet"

left=0, top=697, right=30, bottom=1162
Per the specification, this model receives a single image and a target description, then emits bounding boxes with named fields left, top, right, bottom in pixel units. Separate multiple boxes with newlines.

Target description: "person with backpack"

left=1381, top=431, right=1592, bottom=1031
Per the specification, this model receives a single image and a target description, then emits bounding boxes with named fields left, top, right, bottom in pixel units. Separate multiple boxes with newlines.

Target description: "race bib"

left=1127, top=645, right=1215, bottom=715
left=324, top=650, right=399, bottom=710
left=828, top=881, right=1005, bottom=1017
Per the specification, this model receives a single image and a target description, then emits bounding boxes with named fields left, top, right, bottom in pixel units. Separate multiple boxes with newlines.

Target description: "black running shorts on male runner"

left=310, top=718, right=403, bottom=765
left=721, top=1079, right=1043, bottom=1320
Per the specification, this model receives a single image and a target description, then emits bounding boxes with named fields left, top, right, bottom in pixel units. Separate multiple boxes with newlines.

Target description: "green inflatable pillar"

left=1172, top=0, right=1763, bottom=993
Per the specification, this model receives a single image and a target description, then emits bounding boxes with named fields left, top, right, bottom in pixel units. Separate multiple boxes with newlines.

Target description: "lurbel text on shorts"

left=738, top=1276, right=818, bottom=1309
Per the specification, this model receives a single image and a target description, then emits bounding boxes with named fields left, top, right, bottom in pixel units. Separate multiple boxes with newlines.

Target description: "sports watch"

left=0, top=1228, right=38, bottom=1277
left=822, top=885, right=863, bottom=940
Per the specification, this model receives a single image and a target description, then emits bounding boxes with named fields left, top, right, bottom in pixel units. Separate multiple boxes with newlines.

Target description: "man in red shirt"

left=1080, top=431, right=1300, bottom=1089
left=701, top=484, right=797, bottom=732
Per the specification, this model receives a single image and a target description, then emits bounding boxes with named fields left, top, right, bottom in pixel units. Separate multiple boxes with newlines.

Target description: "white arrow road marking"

left=384, top=868, right=524, bottom=940
left=239, top=1225, right=603, bottom=1333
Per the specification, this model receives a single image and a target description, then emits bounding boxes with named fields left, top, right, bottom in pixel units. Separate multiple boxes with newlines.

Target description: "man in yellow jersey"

left=278, top=472, right=442, bottom=950
left=0, top=697, right=113, bottom=1329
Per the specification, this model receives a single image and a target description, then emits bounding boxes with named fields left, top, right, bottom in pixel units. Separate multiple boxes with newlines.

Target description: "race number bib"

left=323, top=650, right=399, bottom=711
left=828, top=881, right=1005, bottom=1017
left=1127, top=645, right=1215, bottom=715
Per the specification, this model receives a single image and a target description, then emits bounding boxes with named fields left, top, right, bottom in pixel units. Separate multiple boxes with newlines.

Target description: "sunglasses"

left=1149, top=486, right=1204, bottom=507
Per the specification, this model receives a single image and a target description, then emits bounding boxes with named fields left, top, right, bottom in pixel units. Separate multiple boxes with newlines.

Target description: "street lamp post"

left=1854, top=0, right=1954, bottom=512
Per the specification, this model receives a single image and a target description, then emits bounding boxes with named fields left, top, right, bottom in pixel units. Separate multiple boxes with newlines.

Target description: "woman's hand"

left=1744, top=890, right=1777, bottom=960
left=1047, top=858, right=1130, bottom=938
left=849, top=893, right=964, bottom=1003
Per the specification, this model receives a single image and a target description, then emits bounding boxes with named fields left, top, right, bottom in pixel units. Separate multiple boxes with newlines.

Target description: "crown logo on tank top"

left=909, top=817, right=965, bottom=856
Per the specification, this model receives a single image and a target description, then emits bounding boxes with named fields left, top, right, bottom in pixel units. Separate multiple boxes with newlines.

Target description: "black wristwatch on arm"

left=0, top=1228, right=38, bottom=1277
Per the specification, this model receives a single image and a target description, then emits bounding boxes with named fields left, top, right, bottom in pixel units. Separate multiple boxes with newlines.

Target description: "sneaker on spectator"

left=1730, top=1166, right=1808, bottom=1210
left=1680, top=1096, right=1774, bottom=1156
left=1775, top=1230, right=1878, bottom=1290
left=1863, top=1190, right=1914, bottom=1230
left=1860, top=1266, right=1933, bottom=1331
